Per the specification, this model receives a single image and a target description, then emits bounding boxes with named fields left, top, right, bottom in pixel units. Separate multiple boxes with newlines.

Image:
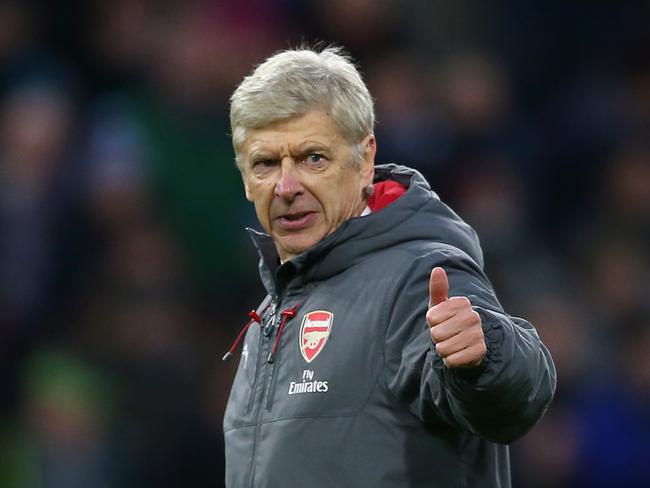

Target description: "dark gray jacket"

left=224, top=164, right=556, bottom=487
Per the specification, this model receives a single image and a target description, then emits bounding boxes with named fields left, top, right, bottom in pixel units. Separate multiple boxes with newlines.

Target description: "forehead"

left=242, top=111, right=344, bottom=156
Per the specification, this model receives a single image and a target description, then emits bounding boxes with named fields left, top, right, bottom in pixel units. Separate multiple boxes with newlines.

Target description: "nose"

left=274, top=160, right=303, bottom=201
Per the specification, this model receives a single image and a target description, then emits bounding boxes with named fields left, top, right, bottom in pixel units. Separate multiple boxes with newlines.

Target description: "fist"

left=427, top=267, right=487, bottom=368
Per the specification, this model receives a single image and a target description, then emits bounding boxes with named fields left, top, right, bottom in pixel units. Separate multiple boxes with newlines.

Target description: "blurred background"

left=0, top=0, right=648, bottom=486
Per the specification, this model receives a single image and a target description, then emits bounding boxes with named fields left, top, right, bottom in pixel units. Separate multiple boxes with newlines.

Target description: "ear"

left=359, top=134, right=376, bottom=186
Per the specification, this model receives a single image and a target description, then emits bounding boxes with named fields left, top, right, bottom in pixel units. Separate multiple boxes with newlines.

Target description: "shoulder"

left=390, top=240, right=483, bottom=277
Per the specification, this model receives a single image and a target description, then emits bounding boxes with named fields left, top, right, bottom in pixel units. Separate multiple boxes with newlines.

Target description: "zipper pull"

left=267, top=306, right=298, bottom=364
left=222, top=310, right=262, bottom=361
left=263, top=301, right=277, bottom=337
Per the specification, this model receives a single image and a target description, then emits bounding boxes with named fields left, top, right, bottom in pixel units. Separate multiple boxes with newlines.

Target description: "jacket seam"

left=224, top=412, right=363, bottom=432
left=381, top=255, right=427, bottom=425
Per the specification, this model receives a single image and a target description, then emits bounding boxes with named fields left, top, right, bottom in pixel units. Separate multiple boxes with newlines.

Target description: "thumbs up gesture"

left=427, top=267, right=487, bottom=369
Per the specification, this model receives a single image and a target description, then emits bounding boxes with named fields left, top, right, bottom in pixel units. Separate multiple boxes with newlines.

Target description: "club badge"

left=299, top=310, right=333, bottom=363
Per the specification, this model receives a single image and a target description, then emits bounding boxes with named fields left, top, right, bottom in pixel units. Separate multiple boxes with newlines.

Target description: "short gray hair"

left=230, top=46, right=375, bottom=168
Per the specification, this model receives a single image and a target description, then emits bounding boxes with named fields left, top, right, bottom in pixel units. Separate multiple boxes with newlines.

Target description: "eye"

left=251, top=158, right=278, bottom=175
left=254, top=159, right=276, bottom=167
left=304, top=153, right=327, bottom=167
left=252, top=158, right=277, bottom=168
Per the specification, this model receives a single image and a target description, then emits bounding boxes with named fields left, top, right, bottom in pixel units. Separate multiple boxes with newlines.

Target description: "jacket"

left=223, top=164, right=556, bottom=487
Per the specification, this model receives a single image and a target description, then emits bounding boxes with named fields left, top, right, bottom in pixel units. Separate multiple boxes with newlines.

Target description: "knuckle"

left=450, top=296, right=471, bottom=311
left=426, top=309, right=437, bottom=326
left=463, top=310, right=481, bottom=328
left=469, top=340, right=486, bottom=358
left=445, top=355, right=460, bottom=368
left=430, top=327, right=442, bottom=343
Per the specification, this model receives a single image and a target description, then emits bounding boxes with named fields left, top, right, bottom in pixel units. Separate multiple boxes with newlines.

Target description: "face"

left=239, top=111, right=376, bottom=262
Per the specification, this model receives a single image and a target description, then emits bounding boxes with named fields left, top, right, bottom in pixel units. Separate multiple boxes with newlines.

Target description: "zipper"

left=265, top=310, right=283, bottom=411
left=263, top=301, right=277, bottom=337
left=249, top=294, right=299, bottom=485
left=247, top=301, right=275, bottom=415
left=250, top=295, right=278, bottom=487
left=264, top=305, right=298, bottom=411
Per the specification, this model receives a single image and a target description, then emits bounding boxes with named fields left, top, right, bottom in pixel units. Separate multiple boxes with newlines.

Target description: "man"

left=223, top=46, right=555, bottom=487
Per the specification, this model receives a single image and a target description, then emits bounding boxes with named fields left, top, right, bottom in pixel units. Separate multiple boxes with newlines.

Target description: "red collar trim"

left=367, top=180, right=407, bottom=212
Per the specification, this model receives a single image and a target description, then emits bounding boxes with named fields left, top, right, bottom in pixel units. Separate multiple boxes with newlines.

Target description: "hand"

left=427, top=267, right=487, bottom=368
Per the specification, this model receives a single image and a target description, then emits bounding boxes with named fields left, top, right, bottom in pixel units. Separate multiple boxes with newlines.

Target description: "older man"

left=223, top=47, right=555, bottom=488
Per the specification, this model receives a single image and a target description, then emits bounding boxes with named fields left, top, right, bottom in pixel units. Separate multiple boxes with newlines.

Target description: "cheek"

left=247, top=183, right=274, bottom=221
left=321, top=187, right=353, bottom=222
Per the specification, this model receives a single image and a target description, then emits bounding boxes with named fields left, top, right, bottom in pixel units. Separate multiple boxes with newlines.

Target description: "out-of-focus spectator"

left=84, top=95, right=151, bottom=230
left=569, top=321, right=650, bottom=487
left=440, top=51, right=511, bottom=135
left=299, top=0, right=401, bottom=57
left=74, top=217, right=224, bottom=486
left=0, top=79, right=74, bottom=327
left=0, top=349, right=118, bottom=487
left=601, top=141, right=650, bottom=239
left=0, top=72, right=87, bottom=416
left=366, top=49, right=452, bottom=172
left=0, top=1, right=32, bottom=64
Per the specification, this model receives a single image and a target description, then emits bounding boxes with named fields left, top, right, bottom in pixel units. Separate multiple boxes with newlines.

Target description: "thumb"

left=428, top=267, right=449, bottom=307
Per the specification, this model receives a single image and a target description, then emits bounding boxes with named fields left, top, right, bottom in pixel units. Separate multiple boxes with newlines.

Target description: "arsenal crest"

left=299, top=310, right=333, bottom=363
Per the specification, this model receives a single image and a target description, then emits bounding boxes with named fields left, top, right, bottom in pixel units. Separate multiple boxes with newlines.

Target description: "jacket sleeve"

left=384, top=246, right=556, bottom=444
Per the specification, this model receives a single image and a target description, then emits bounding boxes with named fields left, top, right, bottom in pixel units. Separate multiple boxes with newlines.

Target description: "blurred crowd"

left=0, top=1, right=648, bottom=487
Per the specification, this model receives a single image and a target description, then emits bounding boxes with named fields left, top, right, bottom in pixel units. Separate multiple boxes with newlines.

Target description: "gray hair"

left=230, top=46, right=375, bottom=168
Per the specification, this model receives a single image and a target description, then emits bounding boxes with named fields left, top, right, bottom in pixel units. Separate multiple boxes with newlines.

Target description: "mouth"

left=275, top=211, right=317, bottom=230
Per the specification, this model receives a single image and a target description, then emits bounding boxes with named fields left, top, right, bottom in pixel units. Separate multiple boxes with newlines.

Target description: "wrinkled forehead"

left=240, top=111, right=346, bottom=158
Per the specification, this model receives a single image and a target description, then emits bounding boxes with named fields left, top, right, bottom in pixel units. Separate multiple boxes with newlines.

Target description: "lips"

left=275, top=211, right=317, bottom=230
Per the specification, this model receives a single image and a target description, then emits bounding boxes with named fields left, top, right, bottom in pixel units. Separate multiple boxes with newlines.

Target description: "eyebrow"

left=299, top=140, right=328, bottom=149
left=296, top=142, right=331, bottom=155
left=248, top=150, right=277, bottom=162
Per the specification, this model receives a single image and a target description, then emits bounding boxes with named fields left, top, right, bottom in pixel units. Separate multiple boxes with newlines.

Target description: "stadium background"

left=0, top=0, right=649, bottom=486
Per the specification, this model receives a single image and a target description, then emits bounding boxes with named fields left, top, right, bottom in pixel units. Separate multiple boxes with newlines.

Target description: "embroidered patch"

left=299, top=310, right=333, bottom=363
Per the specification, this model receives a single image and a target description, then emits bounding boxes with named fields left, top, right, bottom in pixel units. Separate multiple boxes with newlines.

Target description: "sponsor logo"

left=288, top=369, right=329, bottom=395
left=299, top=310, right=333, bottom=363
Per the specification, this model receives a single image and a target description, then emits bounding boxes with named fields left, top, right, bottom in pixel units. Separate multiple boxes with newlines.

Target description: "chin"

left=278, top=236, right=322, bottom=259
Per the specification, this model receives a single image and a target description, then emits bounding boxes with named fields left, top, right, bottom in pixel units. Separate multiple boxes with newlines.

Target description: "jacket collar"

left=246, top=164, right=483, bottom=297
